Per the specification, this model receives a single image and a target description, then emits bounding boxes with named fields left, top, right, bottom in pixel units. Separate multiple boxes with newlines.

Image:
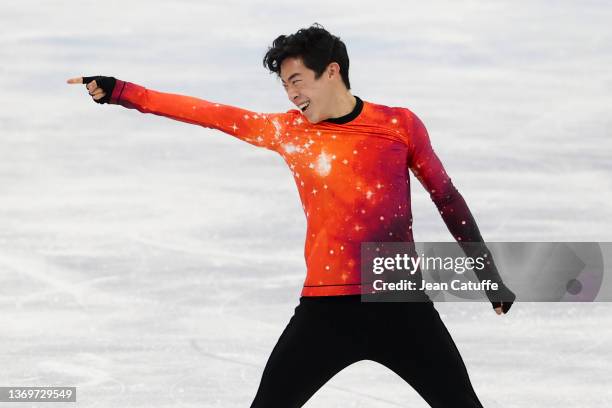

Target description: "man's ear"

left=326, top=62, right=341, bottom=80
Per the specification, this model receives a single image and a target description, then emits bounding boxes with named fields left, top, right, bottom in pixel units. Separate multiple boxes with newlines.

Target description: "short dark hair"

left=263, top=23, right=351, bottom=90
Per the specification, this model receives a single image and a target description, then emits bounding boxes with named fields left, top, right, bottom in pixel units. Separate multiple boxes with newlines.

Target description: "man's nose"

left=287, top=89, right=299, bottom=103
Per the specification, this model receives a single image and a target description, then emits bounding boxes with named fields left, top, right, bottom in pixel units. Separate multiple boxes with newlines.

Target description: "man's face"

left=280, top=57, right=331, bottom=124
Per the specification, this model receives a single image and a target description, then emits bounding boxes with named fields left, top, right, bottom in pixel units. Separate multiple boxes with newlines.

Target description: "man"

left=68, top=24, right=515, bottom=408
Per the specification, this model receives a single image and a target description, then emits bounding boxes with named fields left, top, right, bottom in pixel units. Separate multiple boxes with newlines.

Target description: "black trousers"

left=251, top=295, right=484, bottom=408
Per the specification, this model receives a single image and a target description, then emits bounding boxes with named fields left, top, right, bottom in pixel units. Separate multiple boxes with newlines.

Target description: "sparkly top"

left=111, top=80, right=497, bottom=296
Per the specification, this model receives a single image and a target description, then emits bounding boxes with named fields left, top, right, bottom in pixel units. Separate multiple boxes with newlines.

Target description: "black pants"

left=251, top=295, right=484, bottom=408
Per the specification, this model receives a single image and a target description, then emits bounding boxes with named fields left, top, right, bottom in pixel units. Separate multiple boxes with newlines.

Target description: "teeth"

left=298, top=102, right=310, bottom=111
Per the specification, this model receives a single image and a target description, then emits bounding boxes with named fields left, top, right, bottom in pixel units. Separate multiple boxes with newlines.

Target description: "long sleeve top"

left=110, top=80, right=502, bottom=296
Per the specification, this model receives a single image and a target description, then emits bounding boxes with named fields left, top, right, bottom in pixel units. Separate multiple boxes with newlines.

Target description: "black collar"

left=323, top=96, right=363, bottom=124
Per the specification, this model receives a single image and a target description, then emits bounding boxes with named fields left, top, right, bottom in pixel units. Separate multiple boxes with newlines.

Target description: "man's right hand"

left=67, top=76, right=117, bottom=104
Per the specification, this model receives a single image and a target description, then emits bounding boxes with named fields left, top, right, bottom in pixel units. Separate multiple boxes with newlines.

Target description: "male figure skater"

left=68, top=24, right=515, bottom=408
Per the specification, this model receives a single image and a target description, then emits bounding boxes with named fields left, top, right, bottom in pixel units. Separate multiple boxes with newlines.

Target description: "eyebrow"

left=281, top=73, right=301, bottom=85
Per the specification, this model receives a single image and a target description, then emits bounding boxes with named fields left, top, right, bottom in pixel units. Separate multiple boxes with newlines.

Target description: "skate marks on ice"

left=189, top=338, right=407, bottom=407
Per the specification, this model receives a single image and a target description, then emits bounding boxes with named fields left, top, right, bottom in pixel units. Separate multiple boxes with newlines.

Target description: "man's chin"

left=303, top=112, right=321, bottom=124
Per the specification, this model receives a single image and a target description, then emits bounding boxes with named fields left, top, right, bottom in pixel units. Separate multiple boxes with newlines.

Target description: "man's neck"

left=327, top=91, right=357, bottom=120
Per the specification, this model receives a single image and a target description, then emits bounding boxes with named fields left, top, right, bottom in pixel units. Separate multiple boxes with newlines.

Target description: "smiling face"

left=280, top=57, right=336, bottom=124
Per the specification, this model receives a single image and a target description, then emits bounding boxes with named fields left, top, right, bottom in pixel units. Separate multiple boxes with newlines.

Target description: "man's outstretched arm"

left=405, top=111, right=516, bottom=315
left=67, top=76, right=285, bottom=151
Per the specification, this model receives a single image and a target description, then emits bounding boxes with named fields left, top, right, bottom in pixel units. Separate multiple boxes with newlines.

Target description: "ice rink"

left=1, top=1, right=611, bottom=406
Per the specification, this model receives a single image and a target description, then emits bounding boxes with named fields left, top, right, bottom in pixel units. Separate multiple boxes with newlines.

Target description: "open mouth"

left=298, top=101, right=310, bottom=112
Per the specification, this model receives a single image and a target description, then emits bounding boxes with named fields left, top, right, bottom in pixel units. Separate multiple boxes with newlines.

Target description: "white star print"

left=283, top=143, right=299, bottom=154
left=271, top=118, right=282, bottom=139
left=315, top=151, right=332, bottom=177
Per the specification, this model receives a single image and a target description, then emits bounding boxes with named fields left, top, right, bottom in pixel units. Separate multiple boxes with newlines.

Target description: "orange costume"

left=110, top=80, right=492, bottom=296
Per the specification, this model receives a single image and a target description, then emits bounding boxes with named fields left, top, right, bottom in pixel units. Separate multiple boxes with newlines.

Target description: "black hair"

left=263, top=23, right=351, bottom=90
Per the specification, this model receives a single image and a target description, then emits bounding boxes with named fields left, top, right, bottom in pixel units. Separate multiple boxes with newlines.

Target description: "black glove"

left=485, top=281, right=516, bottom=314
left=82, top=76, right=117, bottom=104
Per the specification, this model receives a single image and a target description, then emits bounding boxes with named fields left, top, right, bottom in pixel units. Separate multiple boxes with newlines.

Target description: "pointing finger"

left=66, top=77, right=83, bottom=84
